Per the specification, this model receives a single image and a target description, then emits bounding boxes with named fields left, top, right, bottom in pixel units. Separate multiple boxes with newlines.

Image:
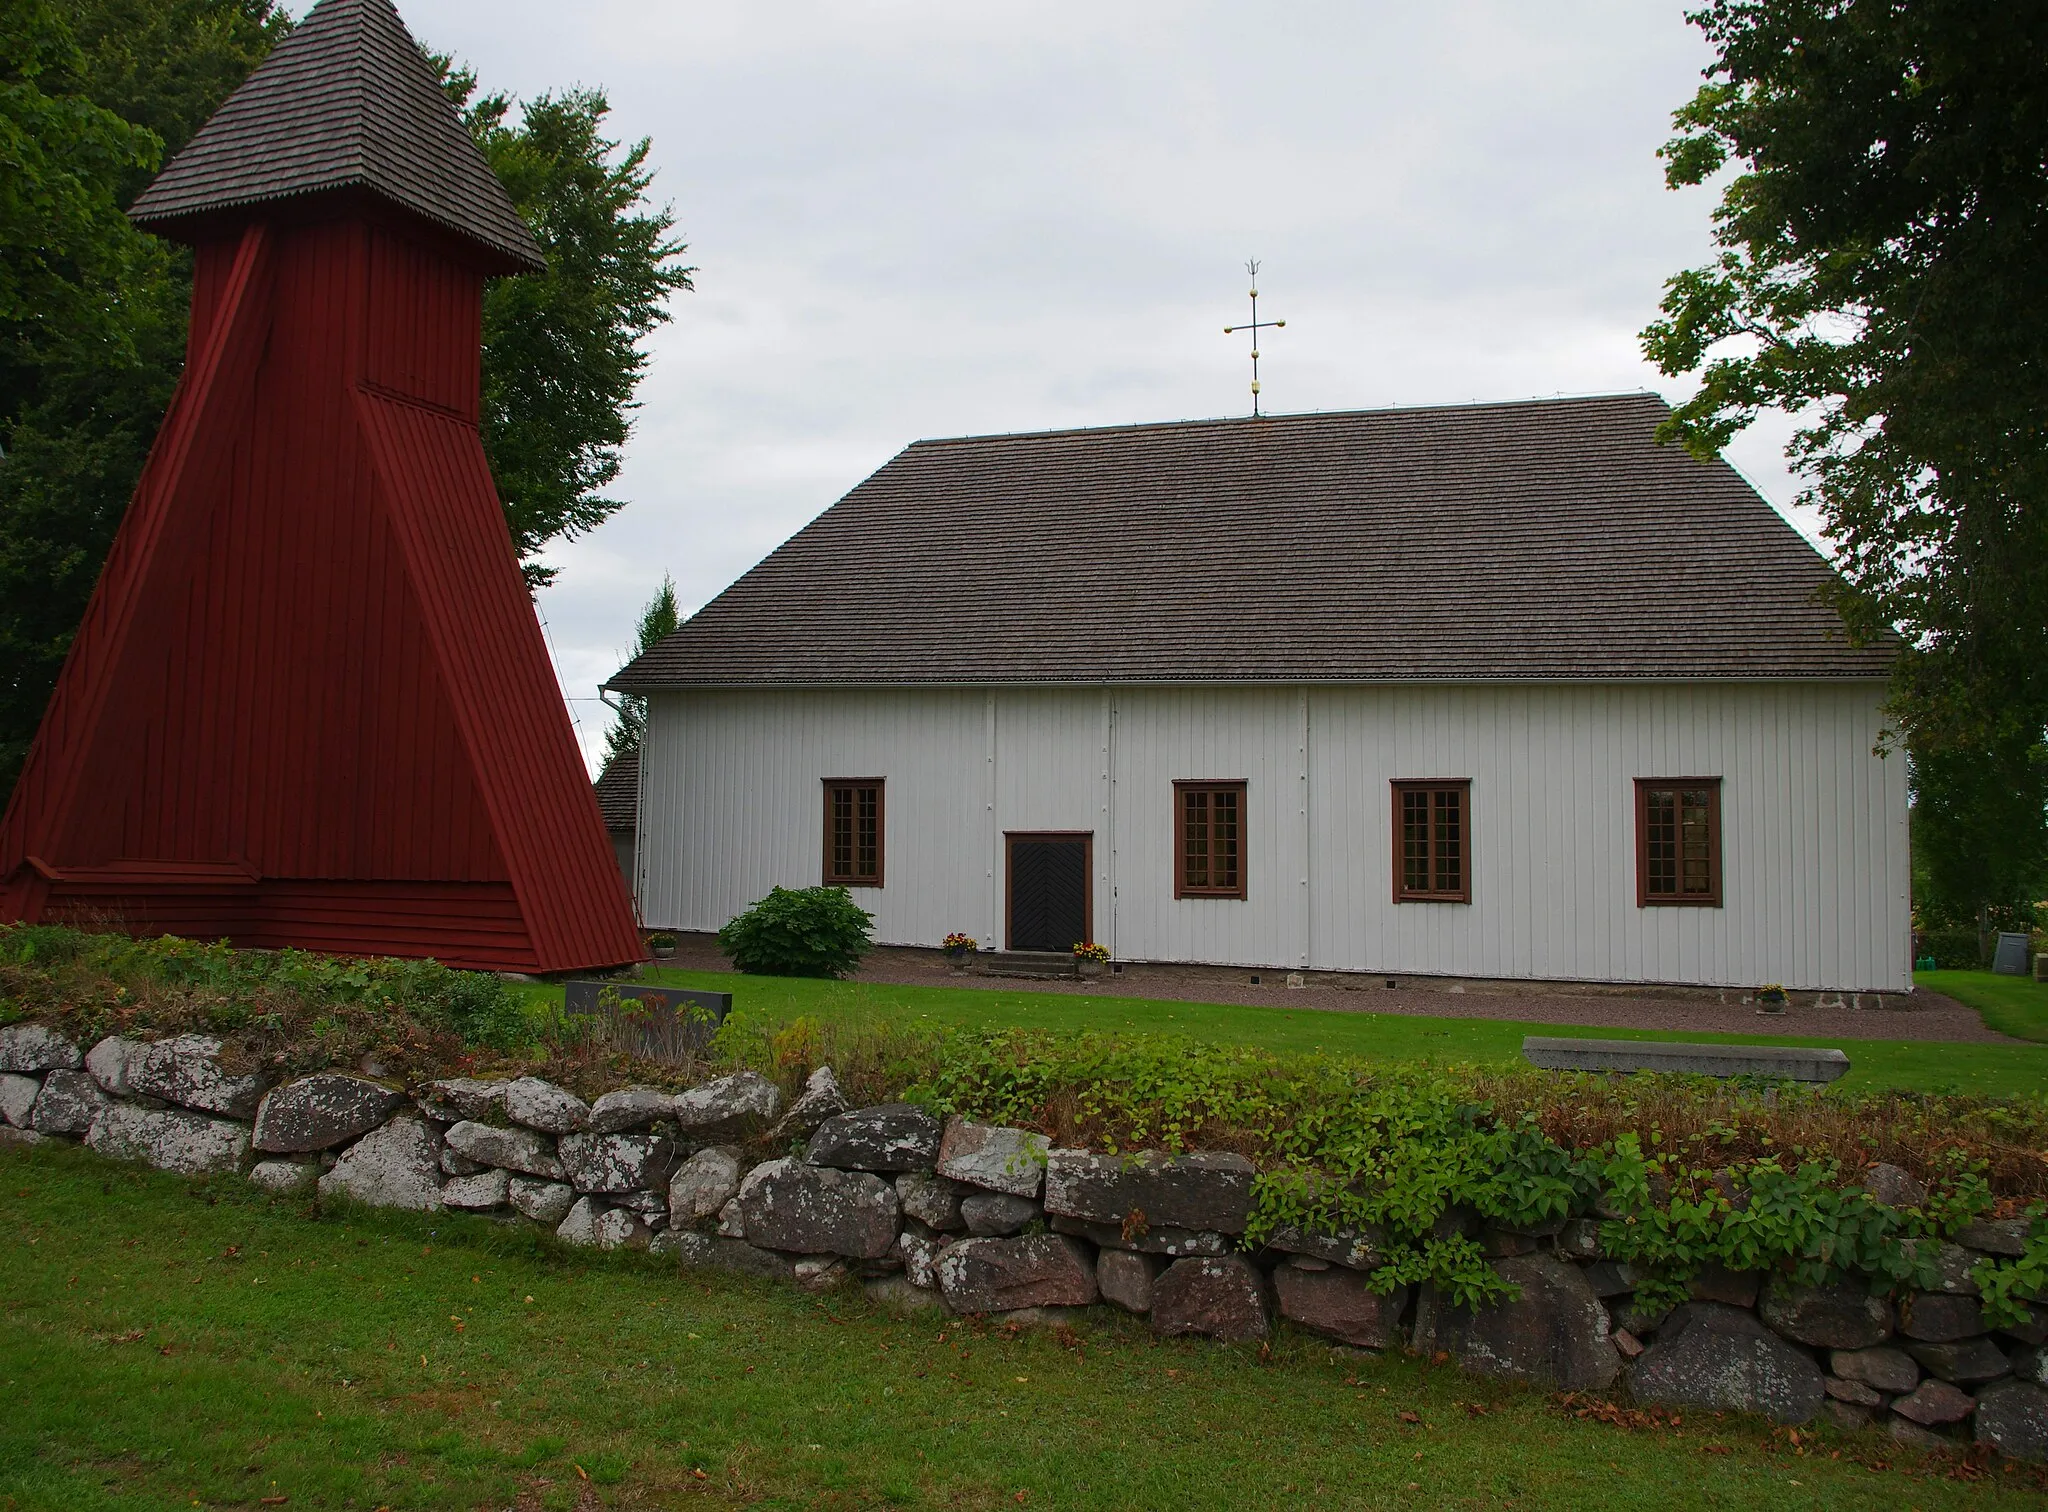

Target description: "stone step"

left=979, top=950, right=1077, bottom=980
left=1521, top=1036, right=1850, bottom=1083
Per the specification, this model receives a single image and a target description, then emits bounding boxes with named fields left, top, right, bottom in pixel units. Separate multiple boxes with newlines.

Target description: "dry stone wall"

left=1, top=1019, right=2044, bottom=1464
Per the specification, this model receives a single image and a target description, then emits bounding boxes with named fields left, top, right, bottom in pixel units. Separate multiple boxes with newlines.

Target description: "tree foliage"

left=448, top=72, right=695, bottom=588
left=603, top=573, right=679, bottom=767
left=1643, top=1, right=2048, bottom=913
left=0, top=7, right=690, bottom=798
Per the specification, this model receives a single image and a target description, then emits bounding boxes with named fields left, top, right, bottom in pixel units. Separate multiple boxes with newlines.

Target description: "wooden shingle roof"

left=127, top=0, right=543, bottom=272
left=613, top=393, right=1892, bottom=690
left=593, top=749, right=639, bottom=833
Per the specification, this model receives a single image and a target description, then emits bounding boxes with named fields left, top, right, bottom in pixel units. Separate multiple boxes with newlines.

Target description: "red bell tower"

left=0, top=0, right=644, bottom=972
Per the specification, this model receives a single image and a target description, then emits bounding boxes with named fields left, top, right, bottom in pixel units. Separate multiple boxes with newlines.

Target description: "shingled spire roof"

left=128, top=0, right=543, bottom=272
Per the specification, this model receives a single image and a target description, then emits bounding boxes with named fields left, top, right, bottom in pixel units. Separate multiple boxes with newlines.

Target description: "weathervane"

left=1223, top=258, right=1285, bottom=416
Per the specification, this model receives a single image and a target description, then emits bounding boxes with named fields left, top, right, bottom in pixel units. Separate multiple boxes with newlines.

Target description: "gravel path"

left=661, top=935, right=2013, bottom=1044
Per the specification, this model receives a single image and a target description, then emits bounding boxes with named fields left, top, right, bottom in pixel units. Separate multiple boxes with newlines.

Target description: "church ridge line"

left=902, top=388, right=1670, bottom=451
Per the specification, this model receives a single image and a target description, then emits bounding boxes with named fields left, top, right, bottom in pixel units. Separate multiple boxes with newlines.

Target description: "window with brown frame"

left=1635, top=778, right=1721, bottom=906
left=822, top=779, right=884, bottom=887
left=1174, top=781, right=1246, bottom=899
left=1391, top=779, right=1471, bottom=903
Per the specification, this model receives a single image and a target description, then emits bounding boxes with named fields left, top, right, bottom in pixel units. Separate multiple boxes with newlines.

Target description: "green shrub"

left=717, top=886, right=873, bottom=978
left=1916, top=926, right=1984, bottom=969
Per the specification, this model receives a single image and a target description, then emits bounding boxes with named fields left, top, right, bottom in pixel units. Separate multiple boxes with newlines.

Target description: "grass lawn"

left=4, top=1147, right=2040, bottom=1511
left=1916, top=970, right=2048, bottom=1046
left=533, top=969, right=2048, bottom=1099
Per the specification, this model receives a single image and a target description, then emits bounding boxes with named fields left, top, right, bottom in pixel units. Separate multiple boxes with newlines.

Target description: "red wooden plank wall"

left=0, top=212, right=643, bottom=973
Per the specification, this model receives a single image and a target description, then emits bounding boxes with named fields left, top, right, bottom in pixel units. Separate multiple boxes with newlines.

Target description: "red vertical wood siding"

left=0, top=209, right=642, bottom=973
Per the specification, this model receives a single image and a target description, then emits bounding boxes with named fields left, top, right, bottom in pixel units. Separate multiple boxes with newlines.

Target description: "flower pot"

left=944, top=949, right=974, bottom=972
left=1077, top=959, right=1105, bottom=979
left=650, top=944, right=676, bottom=960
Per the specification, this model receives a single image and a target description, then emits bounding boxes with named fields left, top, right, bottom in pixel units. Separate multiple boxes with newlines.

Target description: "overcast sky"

left=385, top=0, right=1812, bottom=774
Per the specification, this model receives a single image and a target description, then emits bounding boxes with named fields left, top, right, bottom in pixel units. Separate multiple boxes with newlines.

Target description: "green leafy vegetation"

left=619, top=964, right=2048, bottom=1099
left=5, top=1150, right=2043, bottom=1510
left=717, top=886, right=876, bottom=979
left=601, top=573, right=679, bottom=765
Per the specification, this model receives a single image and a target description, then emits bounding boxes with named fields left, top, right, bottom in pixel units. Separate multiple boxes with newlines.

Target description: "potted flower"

left=647, top=931, right=678, bottom=961
left=1072, top=941, right=1110, bottom=978
left=942, top=932, right=978, bottom=969
left=1755, top=983, right=1787, bottom=1013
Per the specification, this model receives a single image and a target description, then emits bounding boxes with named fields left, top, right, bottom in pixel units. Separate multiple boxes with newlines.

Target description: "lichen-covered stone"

left=736, top=1156, right=899, bottom=1258
left=1957, top=1219, right=2031, bottom=1258
left=501, top=1077, right=590, bottom=1134
left=441, top=1146, right=487, bottom=1176
left=669, top=1146, right=744, bottom=1224
left=1907, top=1336, right=2012, bottom=1385
left=1151, top=1254, right=1270, bottom=1342
left=0, top=1073, right=40, bottom=1128
left=0, top=1023, right=82, bottom=1074
left=1044, top=1148, right=1256, bottom=1235
left=894, top=1223, right=950, bottom=1288
left=672, top=1072, right=781, bottom=1141
left=1831, top=1345, right=1920, bottom=1393
left=1687, top=1264, right=1761, bottom=1308
left=665, top=1232, right=798, bottom=1281
left=1974, top=1380, right=2048, bottom=1463
left=1822, top=1399, right=1875, bottom=1432
left=768, top=1065, right=846, bottom=1142
left=865, top=1273, right=948, bottom=1314
left=1759, top=1277, right=1893, bottom=1349
left=1891, top=1378, right=1975, bottom=1426
left=1582, top=1260, right=1641, bottom=1299
left=1048, top=1213, right=1232, bottom=1257
left=416, top=1077, right=508, bottom=1122
left=587, top=1088, right=675, bottom=1135
left=896, top=1169, right=970, bottom=1231
left=85, top=1036, right=144, bottom=1095
left=960, top=1192, right=1038, bottom=1237
left=1900, top=1292, right=1985, bottom=1343
left=1274, top=1261, right=1406, bottom=1348
left=937, top=1117, right=1050, bottom=1197
left=805, top=1104, right=942, bottom=1173
left=253, top=1074, right=404, bottom=1153
left=556, top=1196, right=649, bottom=1250
left=30, top=1068, right=107, bottom=1136
left=443, top=1120, right=564, bottom=1179
left=130, top=1034, right=267, bottom=1117
left=1097, top=1249, right=1162, bottom=1313
left=317, top=1116, right=443, bottom=1211
left=441, top=1168, right=512, bottom=1210
left=1267, top=1220, right=1384, bottom=1271
left=0, top=1127, right=47, bottom=1149
left=508, top=1175, right=577, bottom=1225
left=1825, top=1376, right=1883, bottom=1407
left=85, top=1102, right=250, bottom=1175
left=1919, top=1241, right=1984, bottom=1297
left=1435, top=1255, right=1619, bottom=1391
left=937, top=1234, right=1098, bottom=1314
left=1630, top=1303, right=1825, bottom=1424
left=558, top=1132, right=675, bottom=1194
left=1860, top=1163, right=1928, bottom=1210
left=248, top=1158, right=319, bottom=1193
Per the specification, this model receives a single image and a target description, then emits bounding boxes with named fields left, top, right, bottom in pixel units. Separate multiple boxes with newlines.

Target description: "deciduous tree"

left=1643, top=0, right=2048, bottom=920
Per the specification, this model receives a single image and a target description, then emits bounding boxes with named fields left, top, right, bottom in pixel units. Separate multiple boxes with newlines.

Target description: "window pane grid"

left=1393, top=781, right=1470, bottom=902
left=823, top=781, right=883, bottom=886
left=1176, top=783, right=1246, bottom=899
left=1638, top=779, right=1720, bottom=906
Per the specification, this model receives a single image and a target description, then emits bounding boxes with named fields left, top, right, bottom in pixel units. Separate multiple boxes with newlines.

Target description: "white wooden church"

left=611, top=394, right=1909, bottom=993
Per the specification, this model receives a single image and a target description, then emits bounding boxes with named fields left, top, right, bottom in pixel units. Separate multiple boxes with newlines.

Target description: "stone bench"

left=1522, top=1036, right=1850, bottom=1083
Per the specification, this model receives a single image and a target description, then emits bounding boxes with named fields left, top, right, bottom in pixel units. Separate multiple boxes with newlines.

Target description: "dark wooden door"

left=1007, top=834, right=1091, bottom=952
